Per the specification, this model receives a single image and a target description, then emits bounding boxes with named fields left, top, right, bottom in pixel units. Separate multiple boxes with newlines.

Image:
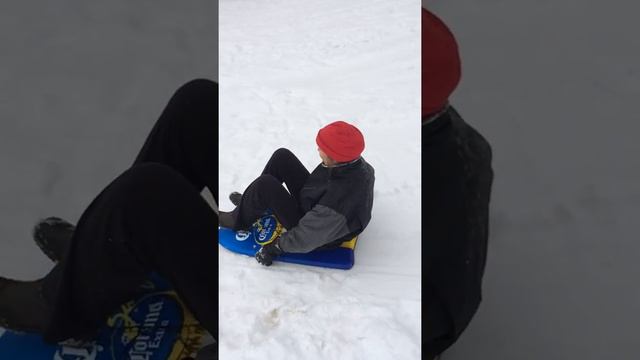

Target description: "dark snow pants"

left=41, top=79, right=218, bottom=343
left=230, top=148, right=310, bottom=231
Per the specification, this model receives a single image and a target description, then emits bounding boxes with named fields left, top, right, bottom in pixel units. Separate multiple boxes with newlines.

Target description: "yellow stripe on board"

left=340, top=236, right=358, bottom=250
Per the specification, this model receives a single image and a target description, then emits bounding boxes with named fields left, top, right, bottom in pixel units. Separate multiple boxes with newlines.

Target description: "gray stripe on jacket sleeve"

left=278, top=204, right=351, bottom=253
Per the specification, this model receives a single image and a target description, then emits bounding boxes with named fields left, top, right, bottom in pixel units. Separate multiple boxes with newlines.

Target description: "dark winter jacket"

left=278, top=157, right=375, bottom=253
left=422, top=106, right=493, bottom=356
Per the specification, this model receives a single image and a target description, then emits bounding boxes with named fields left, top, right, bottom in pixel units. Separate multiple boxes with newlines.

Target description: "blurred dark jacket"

left=279, top=157, right=375, bottom=253
left=423, top=106, right=493, bottom=357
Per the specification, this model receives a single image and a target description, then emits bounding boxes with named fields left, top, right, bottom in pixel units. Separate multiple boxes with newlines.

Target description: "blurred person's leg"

left=31, top=78, right=219, bottom=265
left=1, top=79, right=218, bottom=343
left=134, top=78, right=218, bottom=202
left=41, top=163, right=217, bottom=343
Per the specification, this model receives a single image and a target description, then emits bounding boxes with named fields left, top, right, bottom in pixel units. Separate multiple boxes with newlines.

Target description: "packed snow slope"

left=219, top=0, right=421, bottom=359
left=428, top=1, right=640, bottom=359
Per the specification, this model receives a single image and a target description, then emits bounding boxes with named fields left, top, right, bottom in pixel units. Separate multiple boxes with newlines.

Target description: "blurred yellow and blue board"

left=0, top=274, right=206, bottom=359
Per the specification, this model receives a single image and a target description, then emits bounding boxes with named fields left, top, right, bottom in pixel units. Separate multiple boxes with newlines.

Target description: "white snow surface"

left=219, top=0, right=421, bottom=359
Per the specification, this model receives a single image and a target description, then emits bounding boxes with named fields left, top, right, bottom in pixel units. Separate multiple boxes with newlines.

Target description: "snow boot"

left=32, top=217, right=75, bottom=263
left=229, top=192, right=242, bottom=207
left=0, top=277, right=49, bottom=333
left=219, top=211, right=235, bottom=229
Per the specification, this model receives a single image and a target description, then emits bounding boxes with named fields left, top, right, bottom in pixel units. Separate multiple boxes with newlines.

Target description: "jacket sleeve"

left=277, top=204, right=351, bottom=253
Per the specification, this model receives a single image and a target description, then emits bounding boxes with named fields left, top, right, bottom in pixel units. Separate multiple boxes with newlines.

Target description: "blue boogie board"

left=219, top=214, right=357, bottom=270
left=0, top=274, right=207, bottom=359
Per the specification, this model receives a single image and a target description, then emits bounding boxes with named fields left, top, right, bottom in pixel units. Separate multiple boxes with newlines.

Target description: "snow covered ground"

left=428, top=1, right=640, bottom=359
left=219, top=0, right=421, bottom=359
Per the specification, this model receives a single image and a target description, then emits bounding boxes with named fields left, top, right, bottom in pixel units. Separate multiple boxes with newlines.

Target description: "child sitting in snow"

left=219, top=121, right=375, bottom=266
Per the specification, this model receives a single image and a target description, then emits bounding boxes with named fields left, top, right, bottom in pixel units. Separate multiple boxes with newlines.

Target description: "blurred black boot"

left=0, top=277, right=49, bottom=333
left=33, top=217, right=75, bottom=263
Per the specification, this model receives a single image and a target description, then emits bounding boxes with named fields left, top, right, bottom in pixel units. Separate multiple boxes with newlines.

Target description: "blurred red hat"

left=423, top=8, right=461, bottom=117
left=316, top=121, right=365, bottom=163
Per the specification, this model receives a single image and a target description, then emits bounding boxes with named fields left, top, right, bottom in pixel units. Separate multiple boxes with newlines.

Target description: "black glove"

left=255, top=240, right=284, bottom=266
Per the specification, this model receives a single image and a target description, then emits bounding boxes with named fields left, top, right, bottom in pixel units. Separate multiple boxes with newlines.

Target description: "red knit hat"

left=423, top=8, right=461, bottom=117
left=316, top=121, right=365, bottom=163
